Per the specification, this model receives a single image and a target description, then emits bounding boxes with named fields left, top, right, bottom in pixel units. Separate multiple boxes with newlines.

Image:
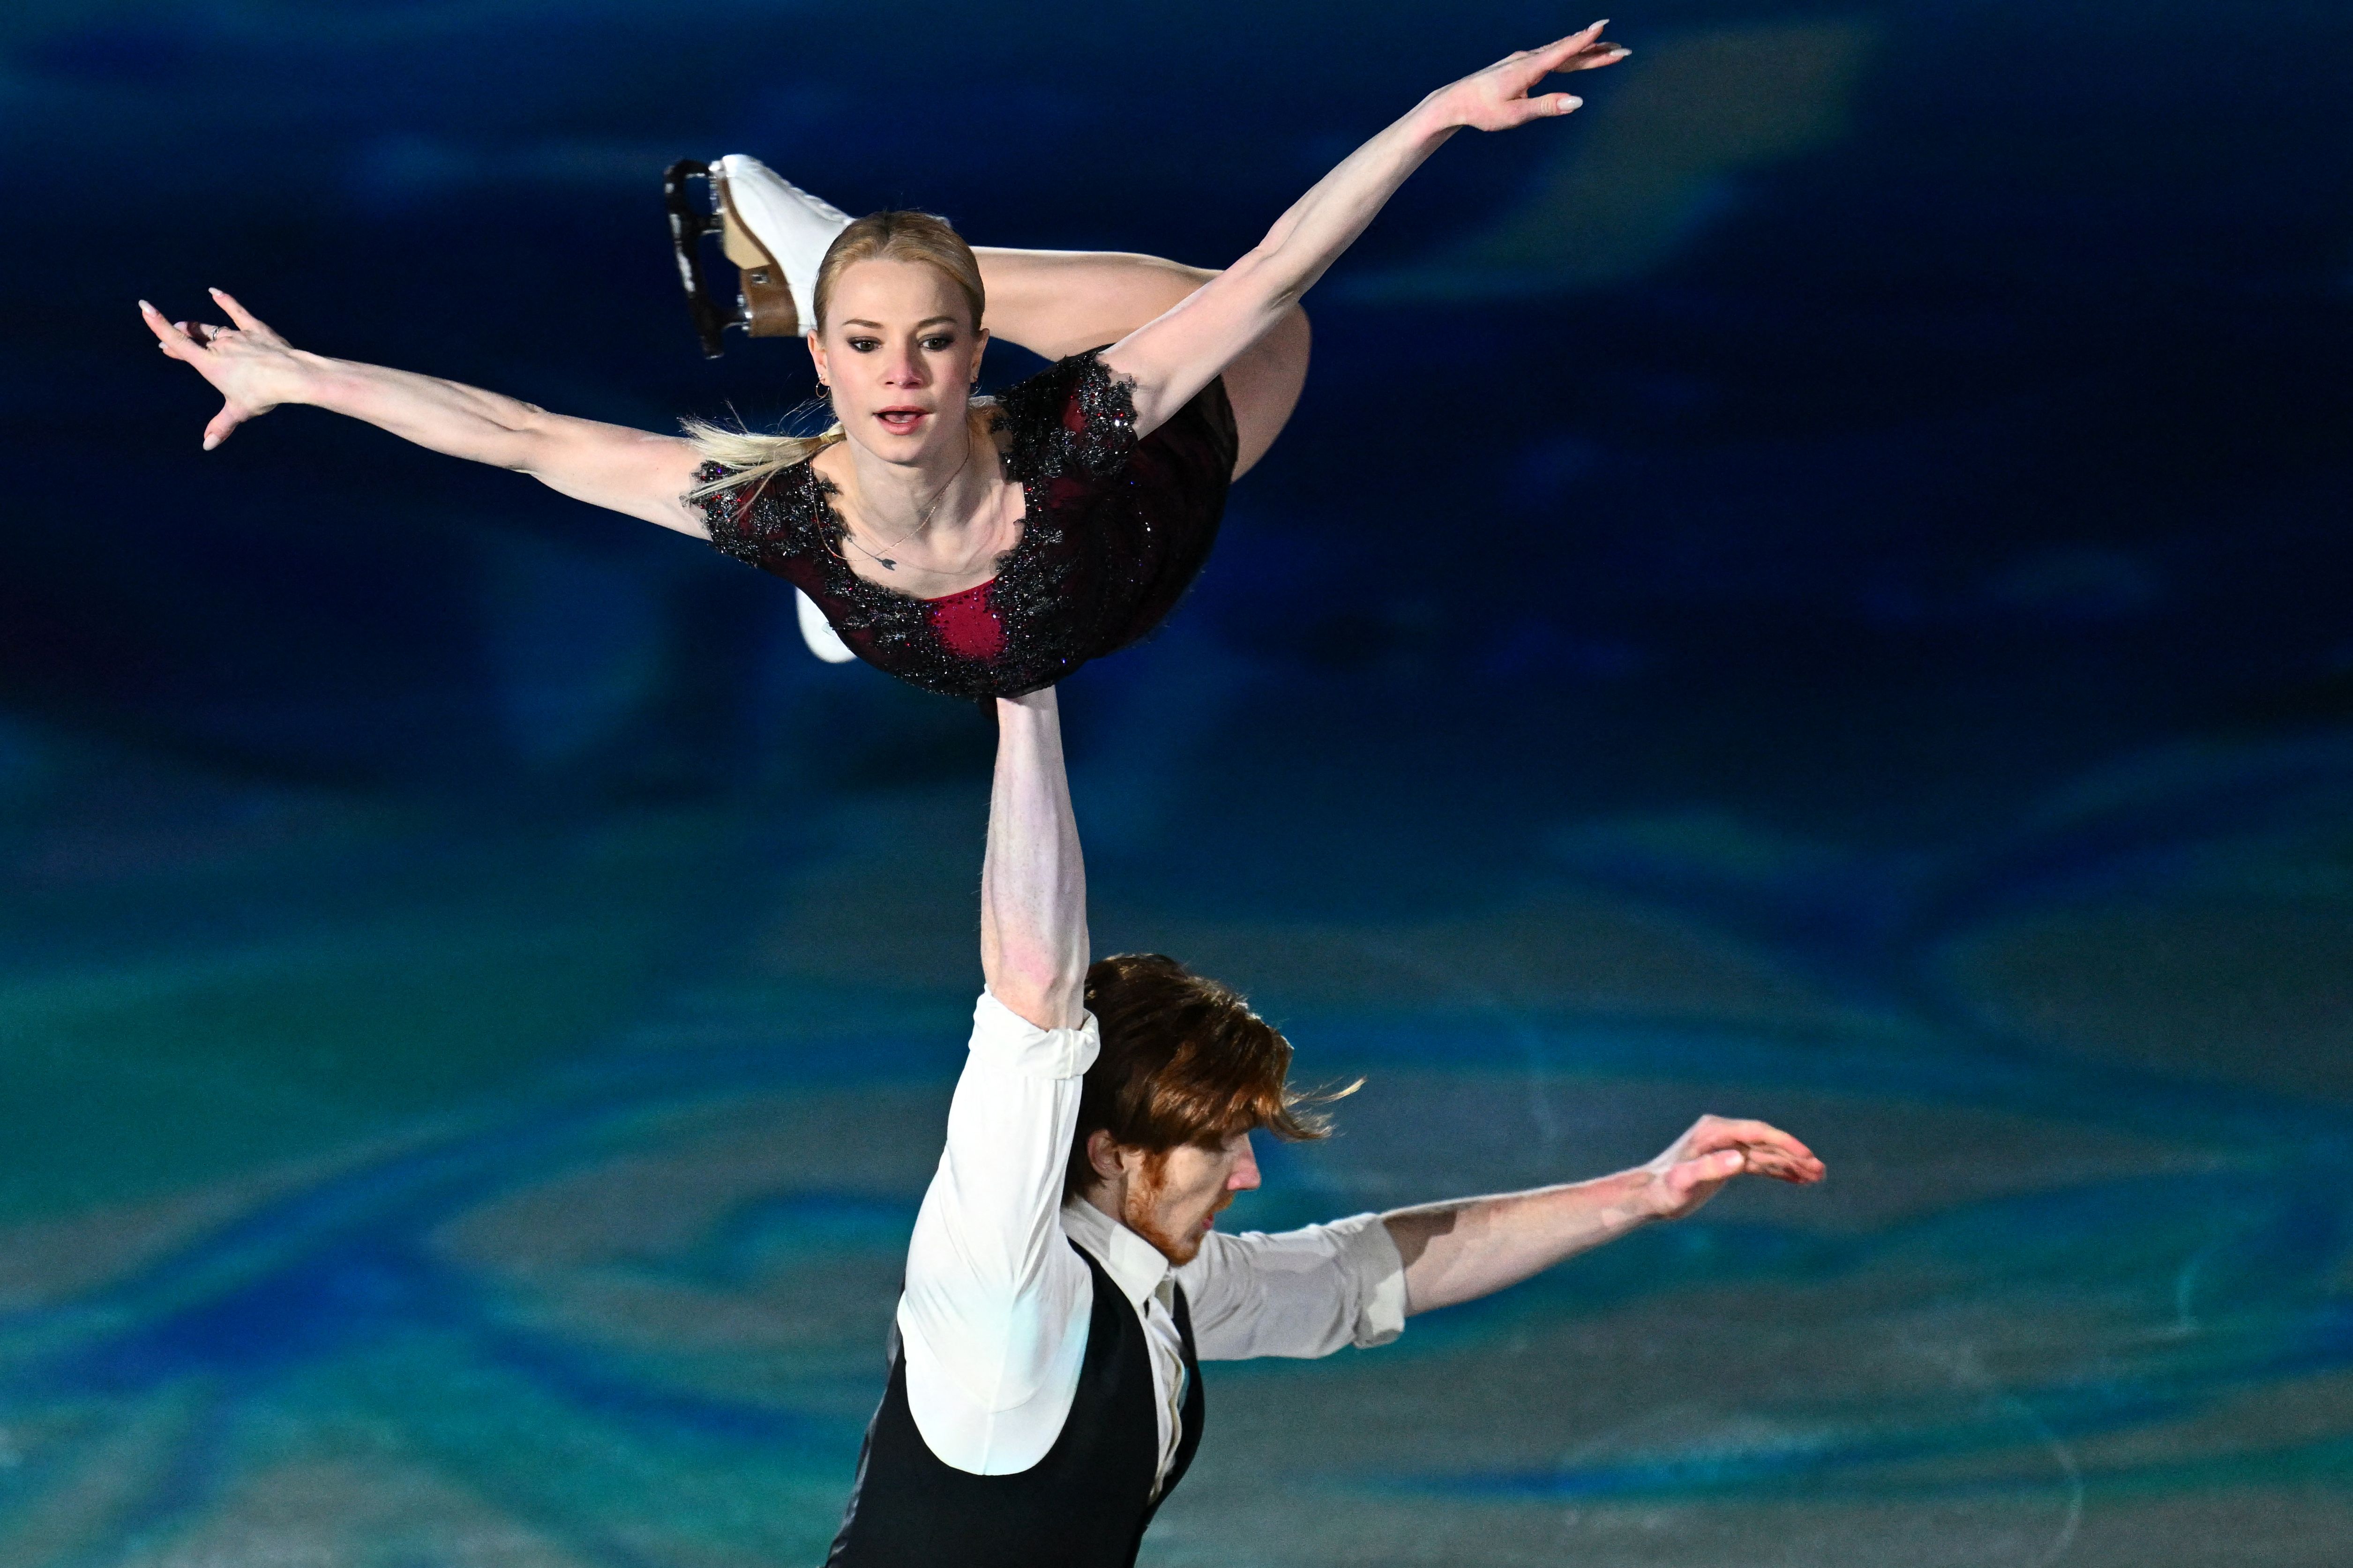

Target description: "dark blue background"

left=14, top=0, right=2347, bottom=824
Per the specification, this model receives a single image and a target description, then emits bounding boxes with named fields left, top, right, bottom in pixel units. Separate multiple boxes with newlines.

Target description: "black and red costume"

left=695, top=351, right=1236, bottom=701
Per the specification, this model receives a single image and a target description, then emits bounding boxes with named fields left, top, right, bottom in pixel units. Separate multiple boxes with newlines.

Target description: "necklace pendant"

left=879, top=559, right=896, bottom=570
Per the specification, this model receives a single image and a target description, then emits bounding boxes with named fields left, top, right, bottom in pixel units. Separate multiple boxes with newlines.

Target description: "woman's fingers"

left=1532, top=21, right=1613, bottom=70
left=1566, top=42, right=1631, bottom=72
left=139, top=299, right=203, bottom=355
left=209, top=287, right=281, bottom=343
left=142, top=299, right=271, bottom=448
left=1522, top=27, right=1626, bottom=87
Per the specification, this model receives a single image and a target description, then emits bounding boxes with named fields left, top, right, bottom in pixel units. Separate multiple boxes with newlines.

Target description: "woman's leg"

left=975, top=249, right=1307, bottom=480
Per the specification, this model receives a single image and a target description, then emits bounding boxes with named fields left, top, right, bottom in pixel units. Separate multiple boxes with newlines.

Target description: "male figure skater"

left=826, top=688, right=1824, bottom=1564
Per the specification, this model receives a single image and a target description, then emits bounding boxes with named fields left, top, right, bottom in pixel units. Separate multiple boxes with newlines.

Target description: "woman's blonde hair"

left=683, top=210, right=987, bottom=498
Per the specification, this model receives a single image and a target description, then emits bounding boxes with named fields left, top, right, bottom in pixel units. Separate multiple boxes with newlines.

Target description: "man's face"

left=1119, top=1130, right=1262, bottom=1267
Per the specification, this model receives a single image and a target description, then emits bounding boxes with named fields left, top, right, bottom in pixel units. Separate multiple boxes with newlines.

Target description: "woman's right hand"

left=140, top=289, right=309, bottom=450
left=1428, top=21, right=1630, bottom=134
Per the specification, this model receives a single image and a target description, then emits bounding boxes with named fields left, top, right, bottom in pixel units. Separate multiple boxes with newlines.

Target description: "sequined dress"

left=695, top=351, right=1237, bottom=701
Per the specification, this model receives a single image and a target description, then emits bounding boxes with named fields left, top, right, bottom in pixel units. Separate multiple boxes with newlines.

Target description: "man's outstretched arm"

left=979, top=688, right=1088, bottom=1030
left=1383, top=1115, right=1825, bottom=1316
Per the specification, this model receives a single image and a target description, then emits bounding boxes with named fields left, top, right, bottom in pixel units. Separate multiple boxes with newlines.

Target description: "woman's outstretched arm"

left=1101, top=22, right=1627, bottom=437
left=140, top=291, right=710, bottom=536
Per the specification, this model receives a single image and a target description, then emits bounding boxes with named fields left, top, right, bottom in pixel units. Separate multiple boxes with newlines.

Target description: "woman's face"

left=808, top=258, right=987, bottom=464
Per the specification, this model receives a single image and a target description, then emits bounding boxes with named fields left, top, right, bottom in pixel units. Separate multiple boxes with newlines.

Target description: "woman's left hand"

left=1432, top=21, right=1630, bottom=133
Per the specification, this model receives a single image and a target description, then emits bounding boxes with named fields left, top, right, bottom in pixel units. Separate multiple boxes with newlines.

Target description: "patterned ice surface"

left=0, top=725, right=2348, bottom=1568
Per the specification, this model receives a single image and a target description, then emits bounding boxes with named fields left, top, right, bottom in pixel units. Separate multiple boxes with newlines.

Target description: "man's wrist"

left=1607, top=1166, right=1670, bottom=1227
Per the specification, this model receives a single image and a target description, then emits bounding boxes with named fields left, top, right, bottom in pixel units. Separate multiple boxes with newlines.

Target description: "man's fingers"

left=1746, top=1150, right=1823, bottom=1182
left=1670, top=1148, right=1746, bottom=1194
left=1694, top=1118, right=1817, bottom=1163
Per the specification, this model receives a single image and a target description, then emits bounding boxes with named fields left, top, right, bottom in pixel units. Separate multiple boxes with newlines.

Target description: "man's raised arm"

left=895, top=686, right=1097, bottom=1474
left=980, top=689, right=1089, bottom=1030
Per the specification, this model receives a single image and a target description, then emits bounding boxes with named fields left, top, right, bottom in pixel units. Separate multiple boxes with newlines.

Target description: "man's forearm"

left=978, top=690, right=1088, bottom=1030
left=1383, top=1168, right=1658, bottom=1317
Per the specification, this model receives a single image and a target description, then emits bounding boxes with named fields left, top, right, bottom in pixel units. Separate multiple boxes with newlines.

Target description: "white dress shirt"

left=897, top=991, right=1409, bottom=1486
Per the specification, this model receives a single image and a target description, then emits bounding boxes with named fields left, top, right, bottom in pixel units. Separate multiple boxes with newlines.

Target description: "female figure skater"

left=143, top=25, right=1628, bottom=701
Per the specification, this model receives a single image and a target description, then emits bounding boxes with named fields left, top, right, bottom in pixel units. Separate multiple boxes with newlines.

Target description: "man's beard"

left=1120, top=1156, right=1233, bottom=1266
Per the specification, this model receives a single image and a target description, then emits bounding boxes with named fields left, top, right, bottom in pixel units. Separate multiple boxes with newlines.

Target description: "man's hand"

left=1638, top=1114, right=1825, bottom=1222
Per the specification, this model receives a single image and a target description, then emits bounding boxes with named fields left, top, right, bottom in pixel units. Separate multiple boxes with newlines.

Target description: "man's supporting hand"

left=1384, top=1113, right=1823, bottom=1316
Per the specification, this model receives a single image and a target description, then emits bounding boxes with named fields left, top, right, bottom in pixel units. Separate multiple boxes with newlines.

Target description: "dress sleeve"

left=896, top=991, right=1102, bottom=1473
left=1175, top=1212, right=1409, bottom=1362
left=691, top=461, right=771, bottom=566
left=990, top=349, right=1139, bottom=485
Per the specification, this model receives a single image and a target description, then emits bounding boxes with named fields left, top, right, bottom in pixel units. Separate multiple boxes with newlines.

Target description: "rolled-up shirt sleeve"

left=898, top=991, right=1100, bottom=1474
left=1176, top=1211, right=1409, bottom=1362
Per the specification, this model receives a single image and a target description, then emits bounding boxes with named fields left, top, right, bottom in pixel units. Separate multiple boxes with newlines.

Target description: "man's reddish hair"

left=1065, top=953, right=1336, bottom=1198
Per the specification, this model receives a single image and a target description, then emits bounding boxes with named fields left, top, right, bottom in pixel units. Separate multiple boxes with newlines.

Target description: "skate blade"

left=662, top=159, right=743, bottom=358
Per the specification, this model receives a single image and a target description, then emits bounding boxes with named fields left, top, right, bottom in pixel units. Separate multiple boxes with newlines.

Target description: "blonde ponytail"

left=682, top=416, right=844, bottom=500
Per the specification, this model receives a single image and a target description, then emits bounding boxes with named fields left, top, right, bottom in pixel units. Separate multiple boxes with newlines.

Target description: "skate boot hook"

left=662, top=159, right=801, bottom=358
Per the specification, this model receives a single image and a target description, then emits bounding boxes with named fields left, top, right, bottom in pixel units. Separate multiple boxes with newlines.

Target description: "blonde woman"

left=143, top=25, right=1628, bottom=700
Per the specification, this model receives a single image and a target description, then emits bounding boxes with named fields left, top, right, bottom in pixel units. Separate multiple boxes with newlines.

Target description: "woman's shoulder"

left=988, top=348, right=1138, bottom=484
left=693, top=451, right=830, bottom=566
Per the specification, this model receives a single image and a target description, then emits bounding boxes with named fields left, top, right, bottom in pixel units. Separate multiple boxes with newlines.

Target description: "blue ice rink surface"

left=4, top=0, right=2352, bottom=1562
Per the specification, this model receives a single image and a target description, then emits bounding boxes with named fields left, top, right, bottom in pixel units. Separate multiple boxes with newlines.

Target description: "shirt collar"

left=1061, top=1195, right=1173, bottom=1308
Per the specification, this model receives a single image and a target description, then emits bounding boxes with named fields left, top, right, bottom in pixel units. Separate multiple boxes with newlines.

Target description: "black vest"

left=827, top=1241, right=1206, bottom=1567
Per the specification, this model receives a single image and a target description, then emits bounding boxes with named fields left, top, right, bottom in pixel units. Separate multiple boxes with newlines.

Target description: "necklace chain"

left=840, top=434, right=976, bottom=573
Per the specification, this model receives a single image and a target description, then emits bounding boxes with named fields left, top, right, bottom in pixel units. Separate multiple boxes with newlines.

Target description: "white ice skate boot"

left=796, top=588, right=856, bottom=663
left=661, top=156, right=852, bottom=357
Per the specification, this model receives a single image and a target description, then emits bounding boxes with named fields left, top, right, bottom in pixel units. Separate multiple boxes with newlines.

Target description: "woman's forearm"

left=1242, top=96, right=1460, bottom=306
left=285, top=352, right=558, bottom=471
